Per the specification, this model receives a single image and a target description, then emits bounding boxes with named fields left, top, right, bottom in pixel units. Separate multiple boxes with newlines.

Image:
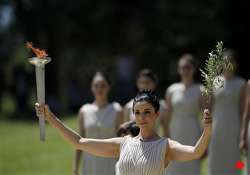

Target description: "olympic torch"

left=27, top=42, right=51, bottom=141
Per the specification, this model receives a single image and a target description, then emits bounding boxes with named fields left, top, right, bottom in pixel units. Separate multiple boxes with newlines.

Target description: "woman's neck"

left=181, top=78, right=193, bottom=88
left=94, top=98, right=108, bottom=108
left=138, top=129, right=159, bottom=141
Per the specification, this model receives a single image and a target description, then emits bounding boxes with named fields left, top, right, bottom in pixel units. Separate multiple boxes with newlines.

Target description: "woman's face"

left=91, top=77, right=110, bottom=99
left=178, top=59, right=195, bottom=80
left=133, top=101, right=159, bottom=130
left=224, top=58, right=236, bottom=78
left=137, top=77, right=156, bottom=91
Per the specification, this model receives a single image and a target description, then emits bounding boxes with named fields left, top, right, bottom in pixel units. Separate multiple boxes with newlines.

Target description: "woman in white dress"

left=208, top=50, right=247, bottom=175
left=73, top=72, right=124, bottom=175
left=124, top=69, right=166, bottom=129
left=164, top=54, right=204, bottom=175
left=35, top=90, right=212, bottom=175
left=240, top=80, right=250, bottom=174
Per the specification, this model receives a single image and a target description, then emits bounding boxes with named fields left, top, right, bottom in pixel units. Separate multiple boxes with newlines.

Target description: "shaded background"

left=1, top=0, right=250, bottom=117
left=0, top=0, right=249, bottom=174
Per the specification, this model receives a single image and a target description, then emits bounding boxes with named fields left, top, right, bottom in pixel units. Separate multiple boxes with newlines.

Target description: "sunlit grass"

left=0, top=116, right=77, bottom=175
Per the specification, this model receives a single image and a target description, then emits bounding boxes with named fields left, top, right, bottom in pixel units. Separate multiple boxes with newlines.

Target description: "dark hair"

left=132, top=90, right=160, bottom=113
left=179, top=54, right=197, bottom=69
left=92, top=71, right=111, bottom=85
left=117, top=121, right=140, bottom=137
left=137, top=69, right=158, bottom=84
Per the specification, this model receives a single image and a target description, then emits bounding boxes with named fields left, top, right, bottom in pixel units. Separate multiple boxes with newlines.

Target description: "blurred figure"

left=164, top=54, right=203, bottom=175
left=117, top=121, right=140, bottom=137
left=123, top=69, right=166, bottom=129
left=208, top=50, right=247, bottom=175
left=12, top=65, right=30, bottom=114
left=73, top=72, right=124, bottom=175
left=240, top=80, right=250, bottom=174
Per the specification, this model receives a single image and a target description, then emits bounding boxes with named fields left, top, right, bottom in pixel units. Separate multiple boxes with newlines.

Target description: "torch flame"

left=26, top=42, right=48, bottom=58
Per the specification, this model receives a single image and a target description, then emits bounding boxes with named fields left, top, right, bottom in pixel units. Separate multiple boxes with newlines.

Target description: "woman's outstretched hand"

left=35, top=103, right=51, bottom=120
left=202, top=109, right=212, bottom=131
left=166, top=109, right=213, bottom=162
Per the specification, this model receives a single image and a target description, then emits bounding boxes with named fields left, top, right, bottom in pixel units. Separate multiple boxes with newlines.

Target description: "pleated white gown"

left=80, top=102, right=122, bottom=175
left=208, top=76, right=245, bottom=175
left=116, top=136, right=168, bottom=175
left=166, top=83, right=202, bottom=175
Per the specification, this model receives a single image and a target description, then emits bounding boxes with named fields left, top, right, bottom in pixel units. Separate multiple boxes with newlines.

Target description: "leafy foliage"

left=200, top=41, right=233, bottom=97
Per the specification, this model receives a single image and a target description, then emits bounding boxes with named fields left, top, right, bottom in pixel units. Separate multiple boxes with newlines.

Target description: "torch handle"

left=35, top=65, right=46, bottom=141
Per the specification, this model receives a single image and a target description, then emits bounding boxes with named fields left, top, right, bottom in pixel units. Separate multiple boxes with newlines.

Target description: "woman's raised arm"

left=165, top=109, right=212, bottom=163
left=35, top=103, right=123, bottom=158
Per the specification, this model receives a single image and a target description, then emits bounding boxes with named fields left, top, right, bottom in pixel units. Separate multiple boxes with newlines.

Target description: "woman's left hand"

left=202, top=109, right=212, bottom=131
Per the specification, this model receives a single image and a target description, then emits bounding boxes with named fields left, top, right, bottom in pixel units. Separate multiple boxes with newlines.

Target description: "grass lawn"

left=0, top=116, right=77, bottom=175
left=0, top=116, right=247, bottom=175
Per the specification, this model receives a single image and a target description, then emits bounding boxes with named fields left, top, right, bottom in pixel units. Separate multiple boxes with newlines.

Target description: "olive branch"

left=200, top=41, right=233, bottom=99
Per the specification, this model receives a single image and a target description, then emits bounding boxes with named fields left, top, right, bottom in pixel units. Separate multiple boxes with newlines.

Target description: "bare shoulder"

left=111, top=102, right=123, bottom=112
left=78, top=104, right=88, bottom=116
left=167, top=138, right=181, bottom=148
left=165, top=83, right=181, bottom=99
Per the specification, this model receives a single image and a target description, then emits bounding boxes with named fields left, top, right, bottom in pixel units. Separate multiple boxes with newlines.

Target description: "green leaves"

left=200, top=41, right=233, bottom=97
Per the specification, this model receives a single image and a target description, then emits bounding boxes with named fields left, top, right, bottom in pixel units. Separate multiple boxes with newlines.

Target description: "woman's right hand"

left=35, top=103, right=51, bottom=120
